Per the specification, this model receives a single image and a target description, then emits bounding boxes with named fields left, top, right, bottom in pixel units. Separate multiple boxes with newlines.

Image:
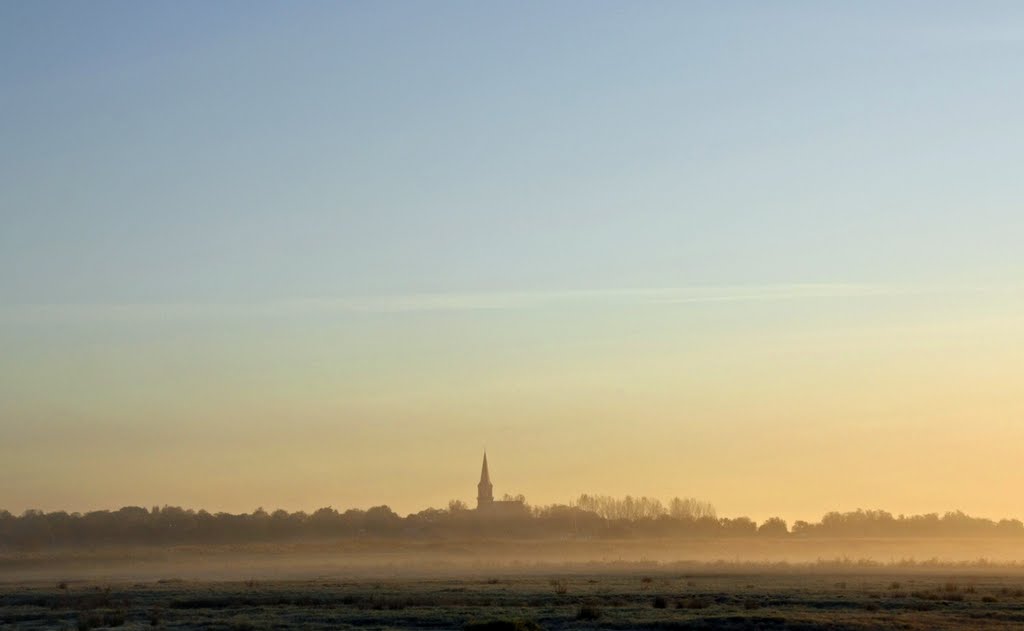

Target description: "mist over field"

left=7, top=517, right=1024, bottom=630
left=6, top=499, right=1024, bottom=585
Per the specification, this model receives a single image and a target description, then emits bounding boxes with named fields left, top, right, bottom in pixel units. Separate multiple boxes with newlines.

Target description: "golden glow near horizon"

left=2, top=286, right=1022, bottom=522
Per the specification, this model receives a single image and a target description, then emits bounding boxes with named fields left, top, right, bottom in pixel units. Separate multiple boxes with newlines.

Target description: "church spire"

left=477, top=451, right=493, bottom=507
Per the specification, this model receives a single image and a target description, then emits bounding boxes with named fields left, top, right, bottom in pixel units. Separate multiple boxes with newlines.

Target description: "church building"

left=476, top=452, right=526, bottom=514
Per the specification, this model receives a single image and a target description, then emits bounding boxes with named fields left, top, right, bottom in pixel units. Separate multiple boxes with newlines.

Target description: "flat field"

left=4, top=571, right=1024, bottom=630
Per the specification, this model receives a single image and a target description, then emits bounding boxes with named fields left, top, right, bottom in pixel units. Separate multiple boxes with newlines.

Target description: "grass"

left=677, top=596, right=712, bottom=609
left=3, top=572, right=1024, bottom=630
left=465, top=620, right=543, bottom=631
left=76, top=610, right=124, bottom=630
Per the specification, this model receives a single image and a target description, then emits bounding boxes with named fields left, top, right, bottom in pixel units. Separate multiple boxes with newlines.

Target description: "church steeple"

left=477, top=451, right=493, bottom=508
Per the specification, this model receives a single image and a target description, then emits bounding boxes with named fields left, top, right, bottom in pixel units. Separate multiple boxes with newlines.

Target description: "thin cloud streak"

left=0, top=283, right=1001, bottom=323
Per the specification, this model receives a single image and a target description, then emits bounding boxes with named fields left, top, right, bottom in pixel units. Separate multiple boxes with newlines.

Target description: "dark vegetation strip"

left=4, top=501, right=1024, bottom=549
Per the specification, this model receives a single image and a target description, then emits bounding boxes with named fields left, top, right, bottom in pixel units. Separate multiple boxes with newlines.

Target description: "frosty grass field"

left=4, top=571, right=1024, bottom=630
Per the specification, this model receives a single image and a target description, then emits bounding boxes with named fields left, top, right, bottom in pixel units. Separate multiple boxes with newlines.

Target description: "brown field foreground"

left=4, top=571, right=1024, bottom=630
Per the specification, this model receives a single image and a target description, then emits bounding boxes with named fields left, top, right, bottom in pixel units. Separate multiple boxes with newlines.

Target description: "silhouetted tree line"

left=791, top=509, right=1024, bottom=538
left=0, top=501, right=1020, bottom=550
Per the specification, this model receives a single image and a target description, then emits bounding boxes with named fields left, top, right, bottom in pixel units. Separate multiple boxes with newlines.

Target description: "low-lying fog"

left=6, top=537, right=1024, bottom=584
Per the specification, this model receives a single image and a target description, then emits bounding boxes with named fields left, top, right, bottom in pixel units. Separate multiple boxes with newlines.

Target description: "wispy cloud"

left=299, top=283, right=896, bottom=313
left=0, top=283, right=996, bottom=323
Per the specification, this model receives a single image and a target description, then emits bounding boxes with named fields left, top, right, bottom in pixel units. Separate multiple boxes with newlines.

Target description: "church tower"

left=477, top=452, right=493, bottom=508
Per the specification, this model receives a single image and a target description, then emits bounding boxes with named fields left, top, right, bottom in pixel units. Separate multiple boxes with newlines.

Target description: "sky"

left=1, top=1, right=1023, bottom=523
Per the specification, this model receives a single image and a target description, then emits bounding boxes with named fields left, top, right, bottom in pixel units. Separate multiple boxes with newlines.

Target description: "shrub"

left=653, top=595, right=668, bottom=609
left=576, top=605, right=602, bottom=620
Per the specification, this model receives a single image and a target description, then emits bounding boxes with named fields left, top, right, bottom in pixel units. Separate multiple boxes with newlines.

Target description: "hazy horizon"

left=3, top=2, right=1023, bottom=525
left=4, top=489, right=1024, bottom=528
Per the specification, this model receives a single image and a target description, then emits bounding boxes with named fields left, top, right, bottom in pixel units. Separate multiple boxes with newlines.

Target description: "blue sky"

left=4, top=1, right=1023, bottom=305
left=2, top=2, right=1023, bottom=517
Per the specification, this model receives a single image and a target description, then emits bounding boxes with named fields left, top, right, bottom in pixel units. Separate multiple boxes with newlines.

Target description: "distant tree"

left=364, top=505, right=401, bottom=532
left=669, top=497, right=717, bottom=520
left=720, top=516, right=757, bottom=536
left=791, top=520, right=812, bottom=535
left=0, top=501, right=1020, bottom=549
left=757, top=517, right=789, bottom=536
left=997, top=519, right=1024, bottom=535
left=409, top=507, right=447, bottom=525
left=447, top=499, right=469, bottom=513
